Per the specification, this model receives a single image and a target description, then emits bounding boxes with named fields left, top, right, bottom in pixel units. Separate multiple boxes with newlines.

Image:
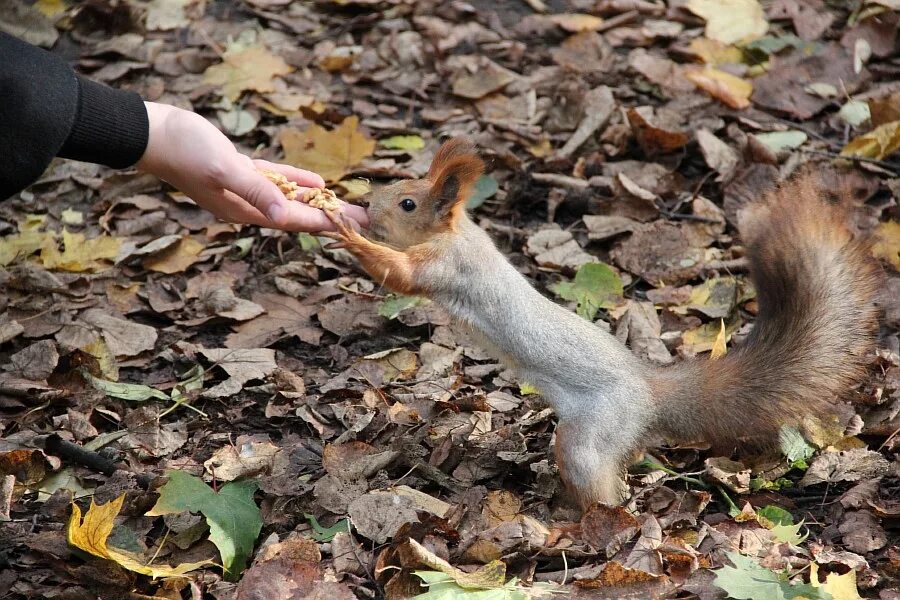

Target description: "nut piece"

left=259, top=168, right=342, bottom=211
left=260, top=170, right=300, bottom=200
left=302, top=187, right=341, bottom=211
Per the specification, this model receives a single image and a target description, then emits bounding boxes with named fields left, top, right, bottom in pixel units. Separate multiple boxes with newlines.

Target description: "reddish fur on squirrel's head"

left=363, top=138, right=484, bottom=249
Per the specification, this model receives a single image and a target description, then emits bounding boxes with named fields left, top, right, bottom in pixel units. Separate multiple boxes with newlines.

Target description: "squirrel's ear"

left=428, top=138, right=484, bottom=218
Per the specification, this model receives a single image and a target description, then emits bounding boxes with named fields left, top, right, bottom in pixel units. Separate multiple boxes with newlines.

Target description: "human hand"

left=135, top=102, right=369, bottom=231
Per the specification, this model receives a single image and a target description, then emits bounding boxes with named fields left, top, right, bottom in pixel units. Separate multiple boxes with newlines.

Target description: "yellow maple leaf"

left=281, top=115, right=376, bottom=183
left=710, top=319, right=728, bottom=360
left=41, top=229, right=120, bottom=272
left=203, top=46, right=294, bottom=102
left=142, top=236, right=205, bottom=274
left=872, top=220, right=900, bottom=270
left=841, top=120, right=900, bottom=161
left=685, top=67, right=752, bottom=109
left=686, top=0, right=768, bottom=45
left=68, top=495, right=212, bottom=578
left=810, top=563, right=862, bottom=600
left=0, top=231, right=53, bottom=267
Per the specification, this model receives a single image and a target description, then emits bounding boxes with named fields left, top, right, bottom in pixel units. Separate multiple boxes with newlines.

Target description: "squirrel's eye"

left=399, top=198, right=417, bottom=212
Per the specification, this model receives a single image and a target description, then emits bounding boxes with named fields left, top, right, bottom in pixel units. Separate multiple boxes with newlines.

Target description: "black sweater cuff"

left=58, top=76, right=149, bottom=169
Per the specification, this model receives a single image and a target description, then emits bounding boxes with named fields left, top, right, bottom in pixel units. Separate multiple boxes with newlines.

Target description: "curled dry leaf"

left=626, top=108, right=690, bottom=154
left=203, top=435, right=280, bottom=482
left=684, top=67, right=752, bottom=109
left=580, top=504, right=640, bottom=557
left=799, top=448, right=891, bottom=487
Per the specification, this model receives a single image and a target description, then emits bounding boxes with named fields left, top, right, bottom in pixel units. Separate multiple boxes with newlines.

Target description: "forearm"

left=0, top=32, right=148, bottom=200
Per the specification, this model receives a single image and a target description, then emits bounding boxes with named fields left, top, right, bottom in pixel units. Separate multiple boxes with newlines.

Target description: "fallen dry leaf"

left=226, top=293, right=321, bottom=349
left=871, top=220, right=900, bottom=270
left=142, top=236, right=205, bottom=274
left=281, top=116, right=375, bottom=183
left=200, top=347, right=277, bottom=398
left=204, top=435, right=280, bottom=481
left=236, top=537, right=355, bottom=600
left=626, top=108, right=690, bottom=154
left=68, top=494, right=211, bottom=577
left=547, top=13, right=604, bottom=32
left=685, top=67, right=752, bottom=109
left=451, top=59, right=516, bottom=99
left=841, top=120, right=900, bottom=161
left=41, top=229, right=120, bottom=272
left=581, top=504, right=640, bottom=557
left=800, top=449, right=891, bottom=487
left=203, top=45, right=293, bottom=102
left=81, top=308, right=157, bottom=358
left=686, top=0, right=768, bottom=45
left=145, top=0, right=190, bottom=31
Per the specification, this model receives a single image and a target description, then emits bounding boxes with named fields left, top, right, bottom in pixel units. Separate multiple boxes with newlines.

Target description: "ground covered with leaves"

left=1, top=0, right=899, bottom=599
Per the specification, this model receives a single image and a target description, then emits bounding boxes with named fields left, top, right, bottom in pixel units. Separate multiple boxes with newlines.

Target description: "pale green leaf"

left=304, top=514, right=349, bottom=542
left=297, top=233, right=321, bottom=252
left=756, top=505, right=793, bottom=526
left=779, top=426, right=815, bottom=463
left=379, top=294, right=427, bottom=319
left=519, top=382, right=540, bottom=395
left=233, top=237, right=254, bottom=258
left=754, top=131, right=808, bottom=153
left=713, top=552, right=830, bottom=600
left=744, top=34, right=815, bottom=57
left=85, top=373, right=169, bottom=402
left=838, top=100, right=870, bottom=127
left=804, top=82, right=838, bottom=98
left=467, top=175, right=499, bottom=209
left=770, top=521, right=807, bottom=545
left=550, top=262, right=623, bottom=321
left=412, top=571, right=562, bottom=600
left=381, top=135, right=426, bottom=150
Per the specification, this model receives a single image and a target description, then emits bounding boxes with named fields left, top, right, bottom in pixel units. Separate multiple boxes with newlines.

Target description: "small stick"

left=531, top=173, right=589, bottom=190
left=45, top=434, right=117, bottom=476
left=703, top=258, right=749, bottom=273
left=0, top=475, right=14, bottom=521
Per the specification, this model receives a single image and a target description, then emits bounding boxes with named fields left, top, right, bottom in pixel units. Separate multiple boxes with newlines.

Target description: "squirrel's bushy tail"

left=649, top=171, right=881, bottom=447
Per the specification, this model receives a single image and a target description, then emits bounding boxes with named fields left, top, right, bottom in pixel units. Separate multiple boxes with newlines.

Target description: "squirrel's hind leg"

left=555, top=421, right=630, bottom=509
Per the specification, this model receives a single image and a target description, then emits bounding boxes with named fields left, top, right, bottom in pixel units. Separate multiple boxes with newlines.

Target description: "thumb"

left=222, top=165, right=289, bottom=226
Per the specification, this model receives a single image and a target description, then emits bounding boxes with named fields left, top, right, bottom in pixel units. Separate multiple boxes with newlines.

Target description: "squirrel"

left=321, top=138, right=882, bottom=509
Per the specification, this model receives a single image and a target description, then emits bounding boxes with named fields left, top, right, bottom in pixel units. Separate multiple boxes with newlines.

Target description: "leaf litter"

left=1, top=1, right=898, bottom=599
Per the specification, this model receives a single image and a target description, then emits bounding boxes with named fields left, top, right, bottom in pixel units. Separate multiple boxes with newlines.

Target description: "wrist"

left=136, top=101, right=175, bottom=176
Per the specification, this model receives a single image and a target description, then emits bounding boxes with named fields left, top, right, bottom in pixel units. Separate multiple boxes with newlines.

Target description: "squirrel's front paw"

left=321, top=210, right=366, bottom=250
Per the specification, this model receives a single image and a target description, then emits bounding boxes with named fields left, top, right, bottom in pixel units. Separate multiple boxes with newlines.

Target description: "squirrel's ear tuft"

left=428, top=138, right=484, bottom=219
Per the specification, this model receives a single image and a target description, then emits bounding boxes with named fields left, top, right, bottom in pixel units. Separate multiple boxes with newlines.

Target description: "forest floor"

left=0, top=0, right=898, bottom=599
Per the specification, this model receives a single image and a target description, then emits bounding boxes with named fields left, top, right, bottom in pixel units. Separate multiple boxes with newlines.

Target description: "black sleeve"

left=0, top=32, right=149, bottom=200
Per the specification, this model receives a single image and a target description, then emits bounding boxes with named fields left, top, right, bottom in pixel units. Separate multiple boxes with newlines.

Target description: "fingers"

left=206, top=190, right=272, bottom=227
left=220, top=166, right=290, bottom=226
left=253, top=159, right=325, bottom=189
left=341, top=202, right=370, bottom=228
